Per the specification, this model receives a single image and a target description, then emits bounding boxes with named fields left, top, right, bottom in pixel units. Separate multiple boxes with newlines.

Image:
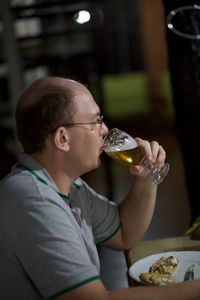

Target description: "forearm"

left=110, top=280, right=200, bottom=300
left=119, top=175, right=157, bottom=249
left=56, top=277, right=200, bottom=300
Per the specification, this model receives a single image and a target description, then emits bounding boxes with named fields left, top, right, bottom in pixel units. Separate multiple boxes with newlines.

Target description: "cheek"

left=69, top=133, right=99, bottom=157
left=71, top=138, right=90, bottom=157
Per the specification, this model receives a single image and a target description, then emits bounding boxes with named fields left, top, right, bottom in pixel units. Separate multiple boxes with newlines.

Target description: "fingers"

left=135, top=138, right=166, bottom=167
left=156, top=144, right=166, bottom=167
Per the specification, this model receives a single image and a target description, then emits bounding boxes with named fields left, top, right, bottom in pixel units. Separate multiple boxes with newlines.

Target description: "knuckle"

left=151, top=140, right=159, bottom=147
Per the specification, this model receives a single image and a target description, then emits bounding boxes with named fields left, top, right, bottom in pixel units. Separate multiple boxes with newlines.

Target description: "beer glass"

left=103, top=128, right=170, bottom=185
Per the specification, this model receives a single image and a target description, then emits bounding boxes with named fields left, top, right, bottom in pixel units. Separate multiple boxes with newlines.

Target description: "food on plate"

left=139, top=255, right=179, bottom=286
left=149, top=256, right=179, bottom=275
left=139, top=272, right=176, bottom=285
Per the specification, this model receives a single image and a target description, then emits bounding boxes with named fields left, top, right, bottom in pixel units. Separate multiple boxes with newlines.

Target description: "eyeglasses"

left=49, top=115, right=104, bottom=133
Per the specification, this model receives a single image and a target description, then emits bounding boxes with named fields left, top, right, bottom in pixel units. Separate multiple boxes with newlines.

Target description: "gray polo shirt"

left=0, top=153, right=120, bottom=300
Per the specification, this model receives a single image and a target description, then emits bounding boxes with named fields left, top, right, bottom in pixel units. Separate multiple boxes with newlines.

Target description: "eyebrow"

left=88, top=111, right=101, bottom=120
left=94, top=111, right=101, bottom=117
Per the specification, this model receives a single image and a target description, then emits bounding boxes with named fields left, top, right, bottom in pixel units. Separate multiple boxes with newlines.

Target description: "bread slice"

left=139, top=256, right=179, bottom=286
left=139, top=272, right=176, bottom=285
left=149, top=256, right=179, bottom=275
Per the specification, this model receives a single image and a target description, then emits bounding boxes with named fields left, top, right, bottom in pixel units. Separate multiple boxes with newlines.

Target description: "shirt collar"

left=16, top=152, right=61, bottom=194
left=15, top=152, right=81, bottom=196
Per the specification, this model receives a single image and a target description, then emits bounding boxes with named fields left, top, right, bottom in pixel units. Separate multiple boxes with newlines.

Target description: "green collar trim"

left=17, top=163, right=71, bottom=201
left=72, top=181, right=80, bottom=189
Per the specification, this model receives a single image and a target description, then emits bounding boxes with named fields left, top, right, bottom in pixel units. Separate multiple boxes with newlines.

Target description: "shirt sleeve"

left=73, top=178, right=121, bottom=244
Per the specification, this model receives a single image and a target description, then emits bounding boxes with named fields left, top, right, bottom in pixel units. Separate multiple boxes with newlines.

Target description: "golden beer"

left=106, top=146, right=144, bottom=166
left=104, top=128, right=170, bottom=184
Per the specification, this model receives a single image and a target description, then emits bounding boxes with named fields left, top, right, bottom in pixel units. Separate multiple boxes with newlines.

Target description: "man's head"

left=16, top=77, right=79, bottom=153
left=16, top=77, right=108, bottom=175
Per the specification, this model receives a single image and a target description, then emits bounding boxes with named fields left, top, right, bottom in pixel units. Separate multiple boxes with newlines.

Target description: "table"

left=125, top=236, right=200, bottom=286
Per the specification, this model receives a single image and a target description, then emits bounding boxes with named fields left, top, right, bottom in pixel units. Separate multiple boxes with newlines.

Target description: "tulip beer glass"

left=103, top=128, right=170, bottom=185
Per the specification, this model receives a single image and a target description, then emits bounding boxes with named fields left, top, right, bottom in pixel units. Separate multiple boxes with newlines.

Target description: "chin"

left=80, top=159, right=101, bottom=176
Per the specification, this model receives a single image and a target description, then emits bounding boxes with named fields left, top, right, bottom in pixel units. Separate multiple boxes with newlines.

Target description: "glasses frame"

left=49, top=115, right=104, bottom=133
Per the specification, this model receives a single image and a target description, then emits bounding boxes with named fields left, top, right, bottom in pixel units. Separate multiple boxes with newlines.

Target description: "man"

left=0, top=77, right=199, bottom=300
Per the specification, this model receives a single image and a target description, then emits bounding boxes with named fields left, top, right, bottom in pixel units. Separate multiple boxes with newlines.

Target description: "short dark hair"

left=16, top=78, right=75, bottom=153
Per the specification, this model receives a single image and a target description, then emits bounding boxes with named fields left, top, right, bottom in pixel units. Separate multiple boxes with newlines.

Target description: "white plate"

left=129, top=251, right=200, bottom=285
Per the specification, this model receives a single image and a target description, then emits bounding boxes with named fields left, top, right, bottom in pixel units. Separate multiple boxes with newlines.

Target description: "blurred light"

left=74, top=10, right=91, bottom=24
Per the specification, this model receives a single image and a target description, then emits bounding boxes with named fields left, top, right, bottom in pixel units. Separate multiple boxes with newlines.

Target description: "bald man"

left=0, top=77, right=199, bottom=300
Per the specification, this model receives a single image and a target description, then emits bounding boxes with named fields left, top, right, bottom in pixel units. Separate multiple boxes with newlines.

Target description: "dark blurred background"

left=0, top=0, right=175, bottom=181
left=1, top=0, right=200, bottom=221
left=1, top=0, right=200, bottom=290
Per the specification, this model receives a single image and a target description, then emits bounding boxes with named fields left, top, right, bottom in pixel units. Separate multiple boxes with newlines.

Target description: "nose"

left=101, top=122, right=109, bottom=136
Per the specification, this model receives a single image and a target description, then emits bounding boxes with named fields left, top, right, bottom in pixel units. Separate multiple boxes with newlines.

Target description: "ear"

left=53, top=127, right=70, bottom=151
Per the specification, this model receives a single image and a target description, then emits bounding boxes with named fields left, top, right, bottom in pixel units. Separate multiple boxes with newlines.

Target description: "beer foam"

left=105, top=139, right=138, bottom=152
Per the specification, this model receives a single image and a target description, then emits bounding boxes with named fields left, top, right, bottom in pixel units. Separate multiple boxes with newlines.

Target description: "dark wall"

left=163, top=0, right=200, bottom=222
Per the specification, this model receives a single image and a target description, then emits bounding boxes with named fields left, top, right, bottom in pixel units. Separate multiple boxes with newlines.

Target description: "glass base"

left=153, top=163, right=170, bottom=185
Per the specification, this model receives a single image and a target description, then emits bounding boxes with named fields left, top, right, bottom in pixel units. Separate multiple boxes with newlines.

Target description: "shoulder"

left=0, top=166, right=67, bottom=216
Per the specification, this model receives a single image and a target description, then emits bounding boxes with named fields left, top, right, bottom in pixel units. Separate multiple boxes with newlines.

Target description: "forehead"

left=72, top=84, right=100, bottom=118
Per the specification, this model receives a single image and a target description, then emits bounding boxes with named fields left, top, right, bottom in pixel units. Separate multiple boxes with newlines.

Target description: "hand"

left=130, top=138, right=166, bottom=177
